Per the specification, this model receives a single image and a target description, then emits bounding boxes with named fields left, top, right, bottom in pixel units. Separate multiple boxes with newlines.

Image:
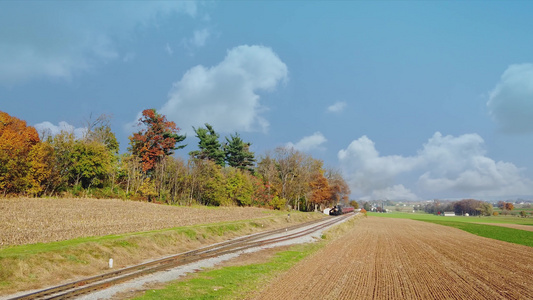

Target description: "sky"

left=1, top=1, right=533, bottom=201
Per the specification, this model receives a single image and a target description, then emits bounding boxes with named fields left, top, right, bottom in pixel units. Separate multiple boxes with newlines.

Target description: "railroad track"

left=9, top=213, right=354, bottom=300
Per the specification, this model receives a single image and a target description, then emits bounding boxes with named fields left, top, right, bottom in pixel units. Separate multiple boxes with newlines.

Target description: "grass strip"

left=0, top=213, right=324, bottom=295
left=0, top=215, right=288, bottom=258
left=134, top=242, right=322, bottom=300
left=369, top=212, right=533, bottom=247
left=367, top=211, right=533, bottom=225
left=417, top=220, right=533, bottom=247
left=133, top=215, right=363, bottom=300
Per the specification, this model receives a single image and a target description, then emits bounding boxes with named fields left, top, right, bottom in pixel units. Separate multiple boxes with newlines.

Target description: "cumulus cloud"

left=190, top=28, right=210, bottom=48
left=362, top=185, right=420, bottom=201
left=338, top=132, right=533, bottom=200
left=487, top=63, right=533, bottom=133
left=0, top=2, right=197, bottom=84
left=327, top=101, right=347, bottom=113
left=286, top=132, right=327, bottom=152
left=417, top=132, right=533, bottom=197
left=338, top=135, right=419, bottom=196
left=34, top=121, right=87, bottom=139
left=159, top=45, right=288, bottom=134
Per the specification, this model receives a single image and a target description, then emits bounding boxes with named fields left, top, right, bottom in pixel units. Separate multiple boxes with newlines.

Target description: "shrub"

left=360, top=208, right=367, bottom=217
left=270, top=196, right=286, bottom=210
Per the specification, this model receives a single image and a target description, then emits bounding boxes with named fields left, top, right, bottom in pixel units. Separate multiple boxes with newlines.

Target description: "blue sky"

left=1, top=1, right=533, bottom=201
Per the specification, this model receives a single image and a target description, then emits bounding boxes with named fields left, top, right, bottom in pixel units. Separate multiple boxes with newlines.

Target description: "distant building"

left=443, top=211, right=455, bottom=217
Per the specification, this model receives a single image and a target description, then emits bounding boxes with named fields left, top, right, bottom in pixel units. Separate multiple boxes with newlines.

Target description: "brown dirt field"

left=0, top=198, right=277, bottom=247
left=254, top=217, right=533, bottom=300
left=477, top=223, right=533, bottom=232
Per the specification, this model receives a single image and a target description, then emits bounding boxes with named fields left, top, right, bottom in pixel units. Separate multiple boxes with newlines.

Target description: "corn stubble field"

left=0, top=198, right=273, bottom=247
left=255, top=217, right=533, bottom=300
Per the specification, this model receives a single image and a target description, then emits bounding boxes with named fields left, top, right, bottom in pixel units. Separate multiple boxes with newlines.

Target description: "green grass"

left=369, top=212, right=533, bottom=247
left=0, top=212, right=326, bottom=293
left=420, top=220, right=532, bottom=247
left=369, top=211, right=533, bottom=225
left=131, top=215, right=365, bottom=300
left=134, top=242, right=322, bottom=300
left=0, top=218, right=280, bottom=259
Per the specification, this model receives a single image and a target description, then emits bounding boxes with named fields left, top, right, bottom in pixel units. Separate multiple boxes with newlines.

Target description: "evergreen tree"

left=189, top=123, right=225, bottom=167
left=224, top=133, right=256, bottom=173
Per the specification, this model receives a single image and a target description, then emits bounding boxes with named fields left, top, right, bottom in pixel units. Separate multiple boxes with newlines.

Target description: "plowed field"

left=255, top=217, right=533, bottom=300
left=0, top=198, right=276, bottom=247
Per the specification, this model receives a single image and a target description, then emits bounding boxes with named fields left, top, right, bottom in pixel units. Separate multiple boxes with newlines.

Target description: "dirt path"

left=254, top=217, right=533, bottom=300
left=476, top=223, right=533, bottom=232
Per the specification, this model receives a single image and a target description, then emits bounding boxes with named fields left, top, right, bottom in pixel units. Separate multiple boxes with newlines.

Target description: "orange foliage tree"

left=308, top=170, right=331, bottom=210
left=0, top=111, right=40, bottom=194
left=129, top=109, right=186, bottom=173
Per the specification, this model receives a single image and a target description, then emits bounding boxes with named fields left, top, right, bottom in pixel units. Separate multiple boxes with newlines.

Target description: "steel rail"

left=9, top=213, right=353, bottom=300
left=9, top=217, right=328, bottom=300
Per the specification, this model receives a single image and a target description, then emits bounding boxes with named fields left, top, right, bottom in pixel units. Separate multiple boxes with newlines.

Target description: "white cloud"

left=182, top=28, right=212, bottom=54
left=190, top=28, right=210, bottom=48
left=159, top=45, right=288, bottom=134
left=34, top=121, right=87, bottom=139
left=362, top=185, right=420, bottom=201
left=165, top=43, right=174, bottom=56
left=338, top=132, right=533, bottom=200
left=487, top=63, right=533, bottom=133
left=417, top=132, right=533, bottom=197
left=286, top=132, right=327, bottom=152
left=327, top=101, right=347, bottom=113
left=0, top=2, right=197, bottom=84
left=338, top=135, right=419, bottom=196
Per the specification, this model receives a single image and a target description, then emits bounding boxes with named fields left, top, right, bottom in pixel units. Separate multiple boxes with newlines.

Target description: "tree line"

left=417, top=199, right=516, bottom=216
left=0, top=110, right=350, bottom=211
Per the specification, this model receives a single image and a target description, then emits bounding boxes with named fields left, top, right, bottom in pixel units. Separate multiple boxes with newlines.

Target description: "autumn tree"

left=84, top=114, right=119, bottom=154
left=0, top=111, right=40, bottom=194
left=129, top=109, right=186, bottom=173
left=151, top=156, right=189, bottom=204
left=273, top=147, right=305, bottom=206
left=70, top=141, right=112, bottom=188
left=349, top=200, right=359, bottom=209
left=189, top=123, right=225, bottom=167
left=225, top=167, right=254, bottom=206
left=46, top=130, right=114, bottom=190
left=224, top=133, right=256, bottom=173
left=256, top=152, right=281, bottom=199
left=496, top=201, right=515, bottom=215
left=26, top=142, right=57, bottom=195
left=478, top=202, right=493, bottom=216
left=454, top=199, right=485, bottom=216
left=308, top=169, right=331, bottom=211
left=326, top=168, right=351, bottom=207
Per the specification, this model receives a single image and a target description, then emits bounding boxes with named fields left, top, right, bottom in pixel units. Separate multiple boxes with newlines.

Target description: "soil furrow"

left=254, top=217, right=533, bottom=300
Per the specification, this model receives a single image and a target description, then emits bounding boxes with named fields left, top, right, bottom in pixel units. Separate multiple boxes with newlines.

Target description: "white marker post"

left=109, top=258, right=114, bottom=269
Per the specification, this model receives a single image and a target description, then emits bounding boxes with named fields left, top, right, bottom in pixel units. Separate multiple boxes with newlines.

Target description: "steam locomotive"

left=329, top=204, right=354, bottom=215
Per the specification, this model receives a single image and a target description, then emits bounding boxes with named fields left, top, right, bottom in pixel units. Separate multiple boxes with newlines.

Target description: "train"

left=329, top=204, right=354, bottom=215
